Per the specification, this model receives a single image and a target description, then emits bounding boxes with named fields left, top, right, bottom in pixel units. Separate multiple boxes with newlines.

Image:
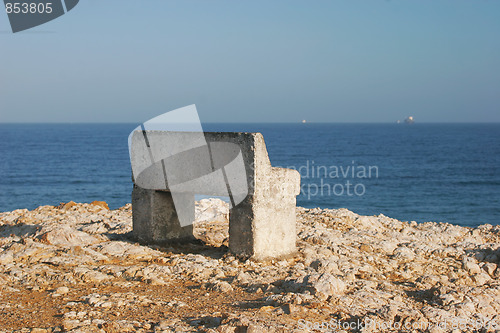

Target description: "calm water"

left=0, top=123, right=499, bottom=227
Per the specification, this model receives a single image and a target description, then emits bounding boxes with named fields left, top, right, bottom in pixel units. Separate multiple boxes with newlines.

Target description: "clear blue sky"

left=0, top=0, right=499, bottom=123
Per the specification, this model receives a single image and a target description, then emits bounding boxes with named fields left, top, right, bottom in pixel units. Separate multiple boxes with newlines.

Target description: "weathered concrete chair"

left=131, top=131, right=300, bottom=260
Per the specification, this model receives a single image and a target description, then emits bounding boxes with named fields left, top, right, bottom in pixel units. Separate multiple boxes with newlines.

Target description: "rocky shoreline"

left=0, top=200, right=499, bottom=332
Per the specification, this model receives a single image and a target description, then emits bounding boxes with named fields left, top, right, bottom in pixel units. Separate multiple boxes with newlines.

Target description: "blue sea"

left=0, top=123, right=499, bottom=228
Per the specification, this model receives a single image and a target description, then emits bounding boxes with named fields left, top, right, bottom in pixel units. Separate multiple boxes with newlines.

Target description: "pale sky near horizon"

left=0, top=0, right=499, bottom=123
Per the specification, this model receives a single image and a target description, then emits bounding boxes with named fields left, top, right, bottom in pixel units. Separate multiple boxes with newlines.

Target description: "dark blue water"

left=0, top=123, right=499, bottom=227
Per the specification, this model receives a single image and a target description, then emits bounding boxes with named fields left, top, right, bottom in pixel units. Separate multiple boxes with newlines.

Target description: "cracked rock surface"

left=0, top=199, right=499, bottom=332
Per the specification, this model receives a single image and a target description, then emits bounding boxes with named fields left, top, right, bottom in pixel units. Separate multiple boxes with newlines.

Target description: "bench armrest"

left=271, top=167, right=301, bottom=196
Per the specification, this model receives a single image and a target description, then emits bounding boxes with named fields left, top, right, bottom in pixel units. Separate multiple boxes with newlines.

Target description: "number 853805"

left=5, top=2, right=53, bottom=14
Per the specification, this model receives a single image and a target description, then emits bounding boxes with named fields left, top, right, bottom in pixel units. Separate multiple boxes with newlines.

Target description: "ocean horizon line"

left=1, top=121, right=499, bottom=125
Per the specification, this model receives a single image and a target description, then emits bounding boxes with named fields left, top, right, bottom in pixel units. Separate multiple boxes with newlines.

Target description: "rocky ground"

left=0, top=200, right=499, bottom=333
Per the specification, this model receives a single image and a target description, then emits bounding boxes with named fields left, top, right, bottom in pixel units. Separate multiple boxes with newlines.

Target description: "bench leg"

left=229, top=192, right=297, bottom=261
left=229, top=196, right=255, bottom=258
left=132, top=186, right=195, bottom=243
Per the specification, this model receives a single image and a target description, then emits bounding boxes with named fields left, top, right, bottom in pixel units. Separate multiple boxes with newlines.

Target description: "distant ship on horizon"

left=405, top=116, right=415, bottom=124
left=397, top=116, right=415, bottom=124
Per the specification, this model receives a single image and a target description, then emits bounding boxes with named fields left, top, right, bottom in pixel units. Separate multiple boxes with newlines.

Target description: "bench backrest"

left=129, top=131, right=272, bottom=201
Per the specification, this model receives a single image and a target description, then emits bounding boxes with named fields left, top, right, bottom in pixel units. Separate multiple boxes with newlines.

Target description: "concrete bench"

left=130, top=131, right=300, bottom=260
